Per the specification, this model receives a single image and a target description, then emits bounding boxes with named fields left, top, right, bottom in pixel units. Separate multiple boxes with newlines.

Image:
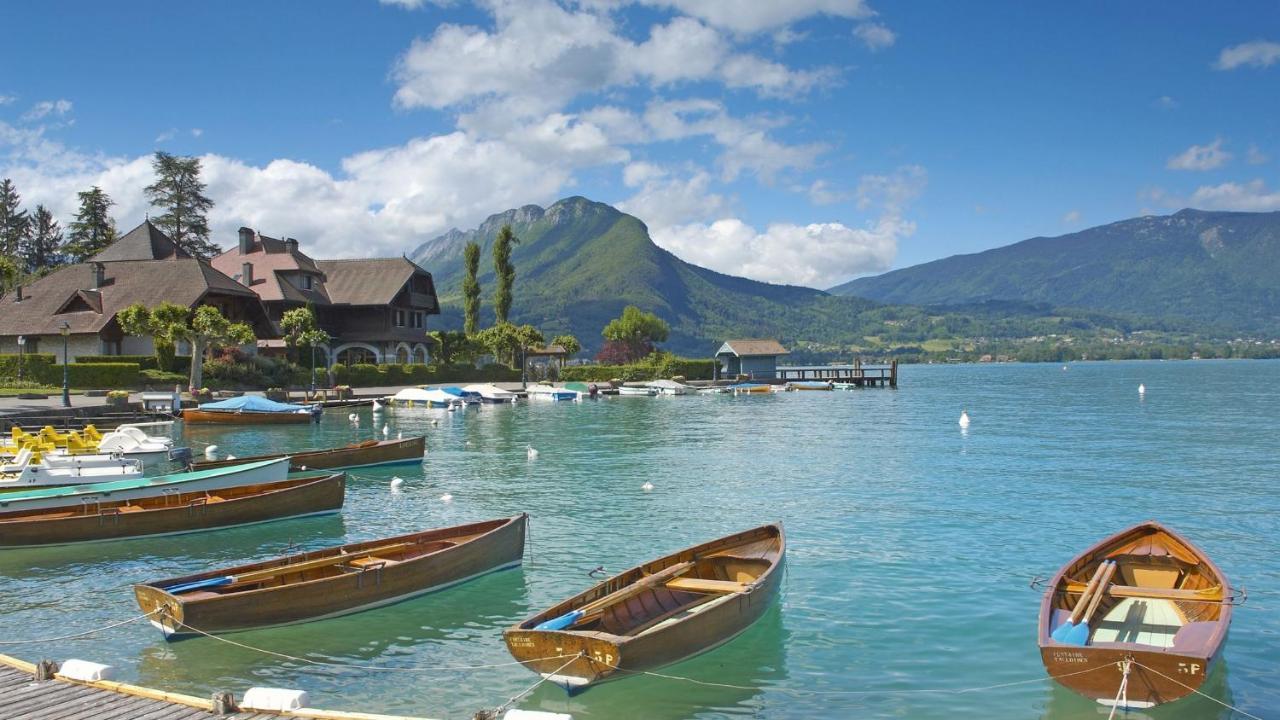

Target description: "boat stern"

left=132, top=584, right=188, bottom=640
left=503, top=629, right=622, bottom=693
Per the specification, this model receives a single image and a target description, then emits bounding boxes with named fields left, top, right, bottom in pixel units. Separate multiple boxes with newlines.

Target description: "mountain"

left=410, top=197, right=878, bottom=355
left=830, top=209, right=1280, bottom=333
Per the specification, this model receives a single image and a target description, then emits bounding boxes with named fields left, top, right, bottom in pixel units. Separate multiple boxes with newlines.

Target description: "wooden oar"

left=162, top=541, right=415, bottom=594
left=1064, top=560, right=1117, bottom=645
left=1051, top=562, right=1108, bottom=642
left=535, top=561, right=695, bottom=631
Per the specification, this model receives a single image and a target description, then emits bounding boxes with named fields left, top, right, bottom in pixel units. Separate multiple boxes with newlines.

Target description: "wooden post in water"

left=890, top=359, right=898, bottom=388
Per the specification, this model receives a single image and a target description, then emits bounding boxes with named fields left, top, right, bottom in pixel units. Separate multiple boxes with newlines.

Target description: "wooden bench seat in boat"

left=666, top=577, right=748, bottom=594
left=1063, top=582, right=1223, bottom=602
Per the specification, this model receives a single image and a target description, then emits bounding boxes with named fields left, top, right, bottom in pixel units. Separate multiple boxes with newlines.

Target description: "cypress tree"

left=462, top=240, right=481, bottom=335
left=0, top=178, right=29, bottom=260
left=492, top=224, right=519, bottom=324
left=65, top=186, right=117, bottom=261
left=145, top=151, right=219, bottom=257
left=20, top=205, right=63, bottom=274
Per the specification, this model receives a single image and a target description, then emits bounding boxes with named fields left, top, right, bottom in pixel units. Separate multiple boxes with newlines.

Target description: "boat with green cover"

left=0, top=458, right=290, bottom=513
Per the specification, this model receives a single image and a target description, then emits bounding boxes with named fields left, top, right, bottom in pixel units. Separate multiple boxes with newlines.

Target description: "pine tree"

left=462, top=240, right=481, bottom=335
left=0, top=178, right=29, bottom=260
left=65, top=186, right=117, bottom=261
left=145, top=151, right=219, bottom=257
left=492, top=224, right=519, bottom=324
left=20, top=205, right=64, bottom=274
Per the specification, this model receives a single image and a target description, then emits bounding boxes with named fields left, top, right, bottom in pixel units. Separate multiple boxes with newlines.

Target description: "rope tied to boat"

left=0, top=609, right=159, bottom=645
left=1126, top=659, right=1265, bottom=720
left=482, top=653, right=583, bottom=719
left=1106, top=658, right=1132, bottom=720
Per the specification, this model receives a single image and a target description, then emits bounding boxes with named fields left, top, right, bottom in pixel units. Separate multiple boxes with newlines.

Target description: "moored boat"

left=0, top=447, right=144, bottom=490
left=727, top=382, right=771, bottom=394
left=0, top=457, right=290, bottom=513
left=134, top=513, right=528, bottom=638
left=616, top=385, right=657, bottom=397
left=440, top=386, right=482, bottom=405
left=832, top=382, right=857, bottom=390
left=647, top=379, right=692, bottom=395
left=191, top=436, right=425, bottom=472
left=504, top=522, right=784, bottom=693
left=526, top=385, right=578, bottom=401
left=183, top=396, right=321, bottom=425
left=786, top=381, right=833, bottom=391
left=388, top=387, right=463, bottom=410
left=0, top=472, right=345, bottom=548
left=462, top=383, right=520, bottom=403
left=1037, top=521, right=1237, bottom=710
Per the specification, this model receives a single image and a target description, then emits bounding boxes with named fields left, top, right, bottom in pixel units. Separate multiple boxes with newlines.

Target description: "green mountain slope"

left=830, top=209, right=1280, bottom=332
left=410, top=197, right=872, bottom=355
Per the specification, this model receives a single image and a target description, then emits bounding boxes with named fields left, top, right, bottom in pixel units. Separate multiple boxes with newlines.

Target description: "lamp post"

left=59, top=322, right=71, bottom=407
left=520, top=344, right=527, bottom=389
left=309, top=344, right=317, bottom=396
left=16, top=335, right=24, bottom=383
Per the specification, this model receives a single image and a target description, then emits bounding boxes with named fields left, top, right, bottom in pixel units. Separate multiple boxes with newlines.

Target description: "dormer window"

left=303, top=275, right=313, bottom=290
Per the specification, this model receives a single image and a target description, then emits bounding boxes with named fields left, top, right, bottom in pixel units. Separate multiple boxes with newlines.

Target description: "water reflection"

left=1040, top=657, right=1236, bottom=719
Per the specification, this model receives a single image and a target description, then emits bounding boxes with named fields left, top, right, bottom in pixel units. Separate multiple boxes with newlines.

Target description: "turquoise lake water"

left=1, top=360, right=1276, bottom=719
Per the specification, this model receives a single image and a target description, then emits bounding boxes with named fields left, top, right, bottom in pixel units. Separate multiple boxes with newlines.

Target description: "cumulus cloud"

left=617, top=170, right=731, bottom=228
left=1214, top=40, right=1280, bottom=70
left=21, top=99, right=72, bottom=122
left=0, top=95, right=15, bottom=106
left=639, top=0, right=875, bottom=34
left=1188, top=179, right=1280, bottom=212
left=853, top=22, right=895, bottom=51
left=806, top=179, right=846, bottom=205
left=1166, top=139, right=1231, bottom=171
left=1246, top=144, right=1269, bottom=165
left=1153, top=95, right=1178, bottom=110
left=855, top=164, right=927, bottom=212
left=1062, top=209, right=1081, bottom=225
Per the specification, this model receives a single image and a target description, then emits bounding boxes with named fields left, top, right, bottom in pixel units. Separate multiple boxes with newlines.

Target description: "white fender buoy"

left=1138, top=383, right=1146, bottom=395
left=439, top=493, right=453, bottom=502
left=390, top=476, right=404, bottom=489
left=641, top=481, right=654, bottom=492
left=958, top=410, right=971, bottom=429
left=526, top=444, right=539, bottom=461
left=204, top=445, right=218, bottom=460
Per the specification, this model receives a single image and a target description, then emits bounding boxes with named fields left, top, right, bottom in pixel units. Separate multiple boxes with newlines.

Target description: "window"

left=410, top=311, right=423, bottom=329
left=394, top=310, right=405, bottom=327
left=303, top=275, right=313, bottom=290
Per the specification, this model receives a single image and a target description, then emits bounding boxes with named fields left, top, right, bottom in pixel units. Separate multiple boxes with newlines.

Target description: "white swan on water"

left=204, top=445, right=218, bottom=460
left=439, top=493, right=453, bottom=503
left=526, top=444, right=539, bottom=461
left=382, top=424, right=389, bottom=438
left=390, top=476, right=404, bottom=489
left=641, top=481, right=654, bottom=492
left=372, top=399, right=384, bottom=412
left=958, top=410, right=971, bottom=429
left=1139, top=383, right=1146, bottom=395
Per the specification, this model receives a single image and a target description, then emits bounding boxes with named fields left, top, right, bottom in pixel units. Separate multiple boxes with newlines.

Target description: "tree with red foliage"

left=595, top=338, right=654, bottom=364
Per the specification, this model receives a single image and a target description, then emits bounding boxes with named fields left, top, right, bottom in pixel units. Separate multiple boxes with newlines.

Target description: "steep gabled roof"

left=716, top=339, right=790, bottom=357
left=91, top=220, right=192, bottom=262
left=317, top=258, right=437, bottom=310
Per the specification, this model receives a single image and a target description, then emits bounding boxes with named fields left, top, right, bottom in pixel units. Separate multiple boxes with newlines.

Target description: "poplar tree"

left=21, top=205, right=63, bottom=274
left=145, top=151, right=219, bottom=257
left=492, top=224, right=519, bottom=324
left=0, top=178, right=29, bottom=260
left=462, top=240, right=481, bottom=335
left=65, top=186, right=117, bottom=261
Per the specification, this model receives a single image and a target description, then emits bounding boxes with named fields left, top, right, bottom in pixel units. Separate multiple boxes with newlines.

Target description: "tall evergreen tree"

left=0, top=178, right=29, bottom=260
left=462, top=240, right=481, bottom=335
left=20, top=205, right=63, bottom=274
left=492, top=224, right=519, bottom=324
left=65, top=186, right=117, bottom=261
left=144, top=151, right=219, bottom=257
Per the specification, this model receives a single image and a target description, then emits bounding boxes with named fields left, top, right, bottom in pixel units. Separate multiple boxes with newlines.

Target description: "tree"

left=20, top=205, right=64, bottom=274
left=65, top=186, right=117, bottom=261
left=426, top=329, right=476, bottom=366
left=0, top=255, right=17, bottom=296
left=474, top=322, right=542, bottom=368
left=0, top=178, right=29, bottom=260
left=601, top=305, right=669, bottom=363
left=187, top=305, right=256, bottom=391
left=280, top=306, right=330, bottom=381
left=550, top=334, right=581, bottom=365
left=145, top=152, right=219, bottom=257
left=492, top=224, right=519, bottom=324
left=118, top=301, right=190, bottom=372
left=118, top=302, right=253, bottom=391
left=462, top=240, right=481, bottom=335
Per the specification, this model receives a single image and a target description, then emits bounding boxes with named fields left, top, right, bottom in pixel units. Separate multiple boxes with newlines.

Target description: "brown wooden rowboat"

left=0, top=473, right=344, bottom=548
left=181, top=408, right=316, bottom=425
left=135, top=513, right=527, bottom=639
left=503, top=522, right=784, bottom=693
left=191, top=436, right=425, bottom=472
left=1038, top=520, right=1236, bottom=710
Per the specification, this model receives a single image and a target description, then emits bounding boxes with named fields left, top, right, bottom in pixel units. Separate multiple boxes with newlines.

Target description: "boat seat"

left=666, top=578, right=748, bottom=594
left=1064, top=582, right=1222, bottom=602
left=1091, top=598, right=1184, bottom=648
left=348, top=556, right=396, bottom=569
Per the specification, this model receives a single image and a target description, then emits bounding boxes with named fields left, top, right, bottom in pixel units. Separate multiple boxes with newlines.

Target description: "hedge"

left=65, top=363, right=141, bottom=388
left=560, top=357, right=716, bottom=382
left=0, top=353, right=57, bottom=381
left=327, top=362, right=522, bottom=387
left=71, top=354, right=192, bottom=372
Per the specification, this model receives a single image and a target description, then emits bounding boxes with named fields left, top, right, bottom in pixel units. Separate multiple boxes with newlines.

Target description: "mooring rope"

left=1106, top=659, right=1132, bottom=720
left=491, top=654, right=581, bottom=715
left=1127, top=660, right=1265, bottom=720
left=0, top=610, right=157, bottom=645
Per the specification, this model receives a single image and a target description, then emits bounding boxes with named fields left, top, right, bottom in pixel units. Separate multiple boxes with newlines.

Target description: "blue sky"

left=1, top=0, right=1277, bottom=288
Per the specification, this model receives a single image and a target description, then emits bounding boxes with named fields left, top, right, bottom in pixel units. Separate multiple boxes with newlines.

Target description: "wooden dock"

left=773, top=359, right=898, bottom=387
left=0, top=654, right=435, bottom=720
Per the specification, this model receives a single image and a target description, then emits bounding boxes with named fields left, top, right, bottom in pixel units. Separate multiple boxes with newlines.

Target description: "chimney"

left=92, top=262, right=105, bottom=289
left=238, top=227, right=254, bottom=254
left=241, top=262, right=254, bottom=287
left=285, top=237, right=299, bottom=254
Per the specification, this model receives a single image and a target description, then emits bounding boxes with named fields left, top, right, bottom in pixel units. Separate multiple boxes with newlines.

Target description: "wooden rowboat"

left=0, top=473, right=344, bottom=548
left=181, top=409, right=316, bottom=425
left=134, top=514, right=527, bottom=639
left=504, top=522, right=784, bottom=693
left=191, top=436, right=425, bottom=472
left=1037, top=520, right=1237, bottom=710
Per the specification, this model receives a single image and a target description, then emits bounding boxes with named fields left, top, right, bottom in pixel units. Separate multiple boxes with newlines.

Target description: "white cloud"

left=191, top=128, right=204, bottom=138
left=1188, top=179, right=1280, bottom=212
left=806, top=179, right=845, bottom=205
left=1061, top=209, right=1081, bottom=225
left=639, top=0, right=874, bottom=34
left=617, top=170, right=730, bottom=228
left=621, top=161, right=666, bottom=187
left=0, top=95, right=15, bottom=106
left=1166, top=139, right=1231, bottom=171
left=855, top=164, right=927, bottom=213
left=1214, top=40, right=1280, bottom=70
left=853, top=22, right=895, bottom=51
left=21, top=99, right=72, bottom=122
left=379, top=0, right=450, bottom=8
left=155, top=128, right=177, bottom=143
left=1246, top=144, right=1269, bottom=165
left=1153, top=95, right=1178, bottom=110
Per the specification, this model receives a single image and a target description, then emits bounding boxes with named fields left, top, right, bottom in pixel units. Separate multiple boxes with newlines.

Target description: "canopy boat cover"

left=198, top=396, right=315, bottom=413
left=390, top=387, right=462, bottom=408
left=647, top=379, right=692, bottom=395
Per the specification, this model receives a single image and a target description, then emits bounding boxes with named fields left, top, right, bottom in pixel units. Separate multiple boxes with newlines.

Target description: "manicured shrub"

left=65, top=363, right=140, bottom=388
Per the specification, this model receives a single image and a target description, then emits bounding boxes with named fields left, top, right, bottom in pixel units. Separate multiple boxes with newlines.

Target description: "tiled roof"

left=717, top=339, right=790, bottom=357
left=210, top=232, right=327, bottom=303
left=317, top=258, right=434, bottom=307
left=91, top=220, right=192, bottom=262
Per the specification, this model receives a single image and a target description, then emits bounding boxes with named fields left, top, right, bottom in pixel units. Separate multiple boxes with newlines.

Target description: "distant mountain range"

left=830, top=209, right=1280, bottom=333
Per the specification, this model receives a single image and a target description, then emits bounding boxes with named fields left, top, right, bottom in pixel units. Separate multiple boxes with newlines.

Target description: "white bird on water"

left=641, top=481, right=654, bottom=492
left=226, top=454, right=237, bottom=460
left=348, top=412, right=359, bottom=426
left=1139, top=383, right=1146, bottom=396
left=390, top=476, right=404, bottom=489
left=439, top=493, right=453, bottom=503
left=371, top=398, right=384, bottom=413
left=526, top=444, right=539, bottom=461
left=382, top=424, right=390, bottom=438
left=204, top=445, right=219, bottom=460
left=958, top=410, right=971, bottom=429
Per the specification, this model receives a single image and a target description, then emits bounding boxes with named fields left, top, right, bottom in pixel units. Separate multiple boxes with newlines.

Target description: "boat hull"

left=135, top=514, right=527, bottom=637
left=1039, top=642, right=1221, bottom=708
left=0, top=473, right=344, bottom=548
left=182, top=409, right=316, bottom=425
left=192, top=436, right=425, bottom=472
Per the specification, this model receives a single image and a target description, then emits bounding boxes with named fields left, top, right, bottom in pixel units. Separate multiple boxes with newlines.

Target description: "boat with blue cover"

left=183, top=396, right=321, bottom=424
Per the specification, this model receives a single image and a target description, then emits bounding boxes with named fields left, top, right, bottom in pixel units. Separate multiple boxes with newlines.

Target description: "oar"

left=535, top=561, right=695, bottom=631
left=1051, top=562, right=1108, bottom=642
left=1064, top=560, right=1117, bottom=646
left=161, top=541, right=415, bottom=594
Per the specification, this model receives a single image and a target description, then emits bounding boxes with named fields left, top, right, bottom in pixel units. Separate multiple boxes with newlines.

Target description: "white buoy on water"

left=641, top=481, right=654, bottom=492
left=958, top=410, right=971, bottom=429
left=382, top=424, right=389, bottom=438
left=390, top=476, right=404, bottom=489
left=526, top=444, right=539, bottom=460
left=204, top=445, right=219, bottom=460
left=1139, top=383, right=1146, bottom=395
left=439, top=493, right=453, bottom=503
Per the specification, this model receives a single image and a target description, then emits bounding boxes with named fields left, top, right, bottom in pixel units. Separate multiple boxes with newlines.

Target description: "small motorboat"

left=0, top=472, right=345, bottom=548
left=192, top=436, right=426, bottom=472
left=526, top=385, right=578, bottom=402
left=440, top=386, right=482, bottom=405
left=0, top=447, right=144, bottom=490
left=786, top=381, right=833, bottom=391
left=135, top=514, right=528, bottom=638
left=616, top=385, right=657, bottom=397
left=563, top=382, right=599, bottom=399
left=647, top=379, right=692, bottom=395
left=832, top=382, right=857, bottom=390
left=504, top=522, right=784, bottom=693
left=727, top=383, right=771, bottom=394
left=1037, top=521, right=1238, bottom=709
left=387, top=387, right=463, bottom=410
left=462, top=384, right=520, bottom=403
left=183, top=396, right=321, bottom=425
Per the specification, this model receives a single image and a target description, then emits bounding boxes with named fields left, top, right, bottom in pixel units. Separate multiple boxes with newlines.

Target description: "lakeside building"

left=715, top=339, right=790, bottom=378
left=210, top=227, right=440, bottom=366
left=0, top=221, right=270, bottom=362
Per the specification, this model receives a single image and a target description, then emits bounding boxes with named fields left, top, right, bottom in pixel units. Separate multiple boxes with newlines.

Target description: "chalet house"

left=0, top=221, right=269, bottom=363
left=209, top=227, right=440, bottom=365
left=714, top=339, right=790, bottom=379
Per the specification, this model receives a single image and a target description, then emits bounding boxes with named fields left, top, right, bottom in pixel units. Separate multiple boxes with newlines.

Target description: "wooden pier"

left=772, top=359, right=898, bottom=387
left=0, top=654, right=435, bottom=720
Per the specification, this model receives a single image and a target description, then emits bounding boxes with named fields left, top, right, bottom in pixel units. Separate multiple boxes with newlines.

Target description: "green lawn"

left=920, top=339, right=956, bottom=352
left=0, top=387, right=91, bottom=397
